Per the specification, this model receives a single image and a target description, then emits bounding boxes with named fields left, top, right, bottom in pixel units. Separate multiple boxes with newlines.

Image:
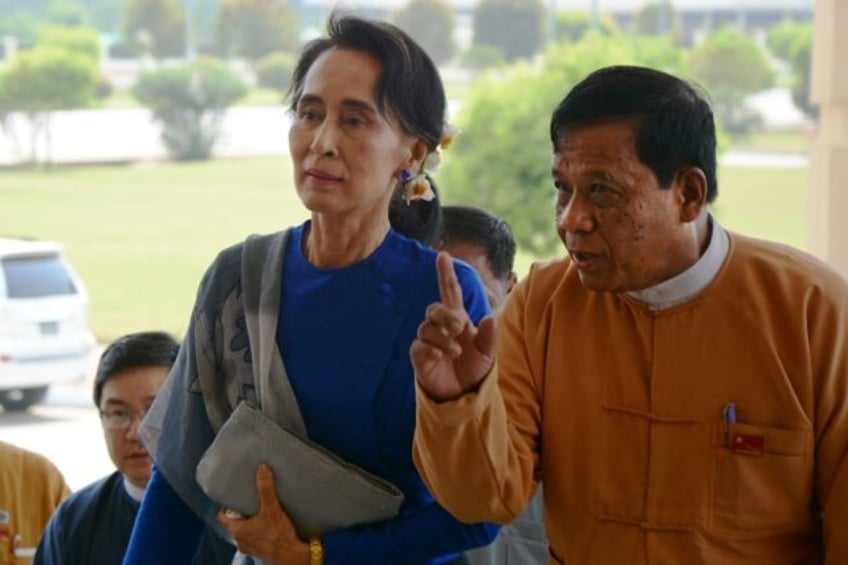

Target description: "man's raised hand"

left=411, top=252, right=497, bottom=402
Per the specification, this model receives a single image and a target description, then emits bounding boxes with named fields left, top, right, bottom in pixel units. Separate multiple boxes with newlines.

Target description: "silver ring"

left=223, top=508, right=245, bottom=520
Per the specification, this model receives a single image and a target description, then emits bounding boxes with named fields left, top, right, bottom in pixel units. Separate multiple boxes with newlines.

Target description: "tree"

left=212, top=0, right=298, bottom=63
left=472, top=0, right=544, bottom=62
left=0, top=11, right=40, bottom=45
left=787, top=26, right=816, bottom=119
left=255, top=50, right=296, bottom=94
left=132, top=57, right=247, bottom=160
left=689, top=26, right=774, bottom=133
left=441, top=33, right=688, bottom=255
left=634, top=1, right=677, bottom=36
left=0, top=46, right=98, bottom=164
left=123, top=0, right=187, bottom=59
left=80, top=0, right=126, bottom=32
left=766, top=20, right=808, bottom=62
left=36, top=25, right=101, bottom=60
left=553, top=9, right=619, bottom=43
left=47, top=0, right=92, bottom=27
left=392, top=0, right=455, bottom=66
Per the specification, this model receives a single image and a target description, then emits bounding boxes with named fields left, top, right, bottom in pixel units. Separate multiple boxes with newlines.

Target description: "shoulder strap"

left=241, top=229, right=307, bottom=438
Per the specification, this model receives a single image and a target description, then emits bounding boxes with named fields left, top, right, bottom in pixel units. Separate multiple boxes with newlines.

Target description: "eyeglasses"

left=99, top=407, right=149, bottom=430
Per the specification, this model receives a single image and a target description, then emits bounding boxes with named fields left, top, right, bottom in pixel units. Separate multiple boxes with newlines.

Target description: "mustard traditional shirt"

left=0, top=441, right=69, bottom=562
left=414, top=228, right=848, bottom=565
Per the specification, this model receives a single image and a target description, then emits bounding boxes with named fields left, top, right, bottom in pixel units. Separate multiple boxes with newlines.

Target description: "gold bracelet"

left=309, top=537, right=324, bottom=565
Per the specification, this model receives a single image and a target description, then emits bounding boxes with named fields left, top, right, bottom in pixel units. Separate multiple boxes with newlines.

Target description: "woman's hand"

left=410, top=252, right=497, bottom=402
left=218, top=464, right=310, bottom=565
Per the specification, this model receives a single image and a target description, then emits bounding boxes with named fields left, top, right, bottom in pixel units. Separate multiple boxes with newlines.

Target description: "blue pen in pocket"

left=723, top=402, right=736, bottom=446
left=724, top=402, right=736, bottom=424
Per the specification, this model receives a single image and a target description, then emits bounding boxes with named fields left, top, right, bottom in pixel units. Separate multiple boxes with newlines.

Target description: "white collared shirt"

left=627, top=217, right=729, bottom=311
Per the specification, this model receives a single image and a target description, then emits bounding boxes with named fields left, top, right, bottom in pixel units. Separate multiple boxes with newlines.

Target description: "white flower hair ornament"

left=401, top=124, right=460, bottom=205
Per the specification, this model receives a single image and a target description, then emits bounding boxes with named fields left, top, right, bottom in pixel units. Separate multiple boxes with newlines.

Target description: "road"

left=0, top=348, right=113, bottom=492
left=0, top=105, right=293, bottom=166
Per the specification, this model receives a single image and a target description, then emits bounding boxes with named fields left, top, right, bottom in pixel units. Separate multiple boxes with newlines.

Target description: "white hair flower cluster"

left=402, top=124, right=460, bottom=205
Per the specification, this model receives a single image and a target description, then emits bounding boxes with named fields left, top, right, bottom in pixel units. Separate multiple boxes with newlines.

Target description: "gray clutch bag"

left=193, top=232, right=404, bottom=541
left=196, top=401, right=404, bottom=539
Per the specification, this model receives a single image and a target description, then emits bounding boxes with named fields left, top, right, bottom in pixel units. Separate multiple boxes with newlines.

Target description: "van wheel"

left=0, top=387, right=49, bottom=412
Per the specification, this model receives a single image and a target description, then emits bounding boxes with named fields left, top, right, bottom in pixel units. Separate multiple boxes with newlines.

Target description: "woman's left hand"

left=218, top=464, right=310, bottom=565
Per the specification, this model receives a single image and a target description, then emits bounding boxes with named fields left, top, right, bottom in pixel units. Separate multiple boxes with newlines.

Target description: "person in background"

left=123, top=10, right=497, bottom=565
left=0, top=441, right=69, bottom=562
left=434, top=205, right=547, bottom=565
left=411, top=65, right=848, bottom=564
left=434, top=205, right=517, bottom=313
left=34, top=331, right=234, bottom=565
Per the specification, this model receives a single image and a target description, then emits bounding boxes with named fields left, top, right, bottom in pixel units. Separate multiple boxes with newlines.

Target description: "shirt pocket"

left=710, top=420, right=813, bottom=538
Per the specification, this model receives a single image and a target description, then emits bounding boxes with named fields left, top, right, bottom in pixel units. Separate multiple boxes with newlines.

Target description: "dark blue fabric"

left=280, top=225, right=498, bottom=564
left=35, top=470, right=236, bottom=565
left=35, top=472, right=136, bottom=565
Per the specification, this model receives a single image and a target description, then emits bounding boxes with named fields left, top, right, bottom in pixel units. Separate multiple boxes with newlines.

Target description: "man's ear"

left=506, top=271, right=518, bottom=294
left=676, top=167, right=708, bottom=223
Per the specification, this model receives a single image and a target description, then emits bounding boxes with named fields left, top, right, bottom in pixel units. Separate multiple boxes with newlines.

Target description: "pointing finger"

left=436, top=252, right=464, bottom=311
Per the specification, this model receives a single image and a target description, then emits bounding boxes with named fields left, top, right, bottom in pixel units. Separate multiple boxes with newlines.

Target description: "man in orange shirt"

left=412, top=66, right=848, bottom=564
left=0, top=440, right=69, bottom=562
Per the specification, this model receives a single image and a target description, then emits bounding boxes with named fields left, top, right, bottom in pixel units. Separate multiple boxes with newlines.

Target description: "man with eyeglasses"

left=34, top=331, right=177, bottom=564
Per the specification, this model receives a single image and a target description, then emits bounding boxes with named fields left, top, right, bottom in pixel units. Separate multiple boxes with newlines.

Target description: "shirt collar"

left=627, top=217, right=728, bottom=310
left=123, top=475, right=145, bottom=502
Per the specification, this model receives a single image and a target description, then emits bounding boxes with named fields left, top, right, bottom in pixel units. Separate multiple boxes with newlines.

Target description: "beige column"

left=809, top=0, right=848, bottom=278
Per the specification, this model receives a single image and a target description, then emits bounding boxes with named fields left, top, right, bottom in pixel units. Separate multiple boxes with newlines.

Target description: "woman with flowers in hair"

left=123, top=9, right=498, bottom=565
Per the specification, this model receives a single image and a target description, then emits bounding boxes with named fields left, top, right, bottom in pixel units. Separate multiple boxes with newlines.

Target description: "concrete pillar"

left=809, top=0, right=848, bottom=278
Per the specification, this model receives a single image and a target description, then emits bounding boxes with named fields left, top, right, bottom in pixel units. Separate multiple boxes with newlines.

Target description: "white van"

left=0, top=238, right=94, bottom=411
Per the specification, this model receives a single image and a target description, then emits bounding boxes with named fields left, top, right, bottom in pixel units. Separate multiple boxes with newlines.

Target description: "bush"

left=255, top=51, right=296, bottom=94
left=36, top=24, right=101, bottom=60
left=2, top=45, right=98, bottom=112
left=442, top=33, right=689, bottom=255
left=688, top=26, right=774, bottom=134
left=766, top=20, right=808, bottom=61
left=133, top=58, right=248, bottom=161
left=787, top=27, right=816, bottom=119
left=459, top=44, right=505, bottom=71
left=94, top=74, right=113, bottom=100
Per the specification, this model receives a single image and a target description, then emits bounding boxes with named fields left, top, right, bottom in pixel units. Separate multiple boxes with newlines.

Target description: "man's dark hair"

left=440, top=205, right=516, bottom=282
left=550, top=65, right=718, bottom=203
left=287, top=9, right=447, bottom=245
left=93, top=331, right=179, bottom=407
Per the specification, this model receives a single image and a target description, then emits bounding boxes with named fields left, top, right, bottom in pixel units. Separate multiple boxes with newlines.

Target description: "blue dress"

left=124, top=224, right=498, bottom=564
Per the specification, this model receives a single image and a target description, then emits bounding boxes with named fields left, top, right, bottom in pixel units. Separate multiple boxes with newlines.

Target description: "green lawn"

left=0, top=157, right=308, bottom=341
left=0, top=158, right=809, bottom=342
left=729, top=129, right=814, bottom=154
